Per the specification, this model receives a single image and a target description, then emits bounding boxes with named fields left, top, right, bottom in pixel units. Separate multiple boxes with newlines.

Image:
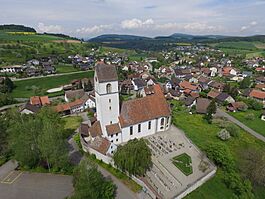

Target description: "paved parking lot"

left=0, top=161, right=73, bottom=199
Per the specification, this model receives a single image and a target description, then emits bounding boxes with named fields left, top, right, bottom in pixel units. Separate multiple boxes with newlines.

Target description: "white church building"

left=80, top=63, right=171, bottom=163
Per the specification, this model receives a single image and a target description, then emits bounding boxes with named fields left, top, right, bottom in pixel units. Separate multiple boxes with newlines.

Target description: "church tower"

left=94, top=63, right=120, bottom=136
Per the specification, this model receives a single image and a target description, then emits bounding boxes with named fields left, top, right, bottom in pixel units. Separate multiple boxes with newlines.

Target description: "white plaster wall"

left=96, top=92, right=120, bottom=136
left=121, top=120, right=157, bottom=143
left=108, top=132, right=122, bottom=145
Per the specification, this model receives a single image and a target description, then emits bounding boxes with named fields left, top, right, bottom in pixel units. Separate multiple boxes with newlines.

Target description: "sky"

left=0, top=0, right=264, bottom=38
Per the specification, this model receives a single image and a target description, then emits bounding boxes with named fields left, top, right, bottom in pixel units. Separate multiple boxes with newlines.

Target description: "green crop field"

left=11, top=71, right=94, bottom=98
left=172, top=110, right=265, bottom=199
left=210, top=41, right=265, bottom=58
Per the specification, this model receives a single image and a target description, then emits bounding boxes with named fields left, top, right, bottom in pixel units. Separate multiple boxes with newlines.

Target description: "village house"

left=20, top=103, right=40, bottom=114
left=0, top=65, right=22, bottom=73
left=249, top=89, right=265, bottom=106
left=215, top=93, right=235, bottom=104
left=30, top=96, right=50, bottom=107
left=227, top=102, right=248, bottom=112
left=196, top=98, right=211, bottom=114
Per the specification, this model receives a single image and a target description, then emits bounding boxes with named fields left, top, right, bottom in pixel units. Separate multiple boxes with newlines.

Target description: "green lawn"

left=11, top=71, right=94, bottom=98
left=230, top=110, right=265, bottom=137
left=172, top=153, right=193, bottom=176
left=62, top=116, right=82, bottom=138
left=172, top=111, right=265, bottom=199
left=185, top=170, right=234, bottom=199
left=62, top=116, right=82, bottom=131
left=56, top=63, right=80, bottom=73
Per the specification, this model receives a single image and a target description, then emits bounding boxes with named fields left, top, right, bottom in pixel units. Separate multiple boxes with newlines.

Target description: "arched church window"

left=106, top=83, right=112, bottom=93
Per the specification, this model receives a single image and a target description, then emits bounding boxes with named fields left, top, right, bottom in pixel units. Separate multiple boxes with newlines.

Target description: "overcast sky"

left=0, top=0, right=264, bottom=38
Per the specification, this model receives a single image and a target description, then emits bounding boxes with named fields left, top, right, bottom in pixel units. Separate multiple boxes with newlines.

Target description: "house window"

left=116, top=133, right=118, bottom=136
left=148, top=121, right=151, bottom=130
left=116, top=139, right=118, bottom=142
left=109, top=106, right=112, bottom=110
left=111, top=135, right=113, bottom=138
left=109, top=99, right=111, bottom=103
left=130, top=126, right=133, bottom=135
left=106, top=83, right=112, bottom=93
left=138, top=124, right=141, bottom=133
left=110, top=121, right=112, bottom=124
left=161, top=118, right=165, bottom=126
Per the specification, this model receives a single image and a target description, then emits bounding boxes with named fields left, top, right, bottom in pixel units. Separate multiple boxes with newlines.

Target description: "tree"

left=240, top=147, right=265, bottom=186
left=0, top=115, right=8, bottom=156
left=37, top=108, right=68, bottom=170
left=0, top=77, right=14, bottom=93
left=113, top=138, right=152, bottom=176
left=7, top=112, right=41, bottom=167
left=240, top=77, right=251, bottom=89
left=204, top=100, right=216, bottom=124
left=71, top=159, right=116, bottom=199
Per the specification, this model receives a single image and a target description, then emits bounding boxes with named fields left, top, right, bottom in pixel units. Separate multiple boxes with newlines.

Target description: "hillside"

left=0, top=24, right=95, bottom=66
left=89, top=33, right=265, bottom=51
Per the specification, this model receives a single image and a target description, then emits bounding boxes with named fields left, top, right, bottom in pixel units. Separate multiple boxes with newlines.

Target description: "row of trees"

left=6, top=108, right=69, bottom=171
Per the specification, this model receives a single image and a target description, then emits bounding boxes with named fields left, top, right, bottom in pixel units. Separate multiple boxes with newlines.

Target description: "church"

left=80, top=62, right=171, bottom=163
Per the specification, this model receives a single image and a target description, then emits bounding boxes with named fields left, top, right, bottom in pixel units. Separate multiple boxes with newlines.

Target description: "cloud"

left=250, top=21, right=257, bottom=26
left=144, top=5, right=157, bottom=9
left=121, top=18, right=154, bottom=29
left=37, top=22, right=63, bottom=33
left=154, top=22, right=223, bottom=34
left=240, top=21, right=258, bottom=32
left=76, top=24, right=113, bottom=34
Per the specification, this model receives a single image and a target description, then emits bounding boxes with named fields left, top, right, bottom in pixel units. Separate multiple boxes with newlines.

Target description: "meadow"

left=230, top=110, right=265, bottom=137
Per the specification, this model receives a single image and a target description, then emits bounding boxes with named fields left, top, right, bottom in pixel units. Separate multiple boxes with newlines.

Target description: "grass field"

left=11, top=71, right=94, bottom=98
left=172, top=153, right=193, bottom=176
left=56, top=63, right=80, bottom=73
left=211, top=41, right=265, bottom=58
left=230, top=110, right=265, bottom=137
left=172, top=111, right=265, bottom=199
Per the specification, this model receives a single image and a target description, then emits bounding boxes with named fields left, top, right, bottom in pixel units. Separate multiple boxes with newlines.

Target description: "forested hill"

left=0, top=24, right=36, bottom=32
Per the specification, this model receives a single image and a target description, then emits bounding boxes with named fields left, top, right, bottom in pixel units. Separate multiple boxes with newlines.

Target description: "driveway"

left=216, top=108, right=265, bottom=142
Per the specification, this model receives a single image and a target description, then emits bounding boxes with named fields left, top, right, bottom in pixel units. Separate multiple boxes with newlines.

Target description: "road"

left=216, top=108, right=265, bottom=142
left=11, top=70, right=91, bottom=82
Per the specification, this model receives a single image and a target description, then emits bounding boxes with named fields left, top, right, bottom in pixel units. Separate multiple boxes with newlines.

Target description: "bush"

left=206, top=143, right=235, bottom=171
left=244, top=113, right=255, bottom=121
left=217, top=129, right=231, bottom=141
left=223, top=171, right=254, bottom=199
left=226, top=124, right=240, bottom=138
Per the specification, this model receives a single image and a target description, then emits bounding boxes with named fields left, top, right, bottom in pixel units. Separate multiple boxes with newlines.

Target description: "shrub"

left=206, top=143, right=235, bottom=171
left=217, top=129, right=231, bottom=141
left=244, top=113, right=255, bottom=121
left=226, top=123, right=240, bottom=138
